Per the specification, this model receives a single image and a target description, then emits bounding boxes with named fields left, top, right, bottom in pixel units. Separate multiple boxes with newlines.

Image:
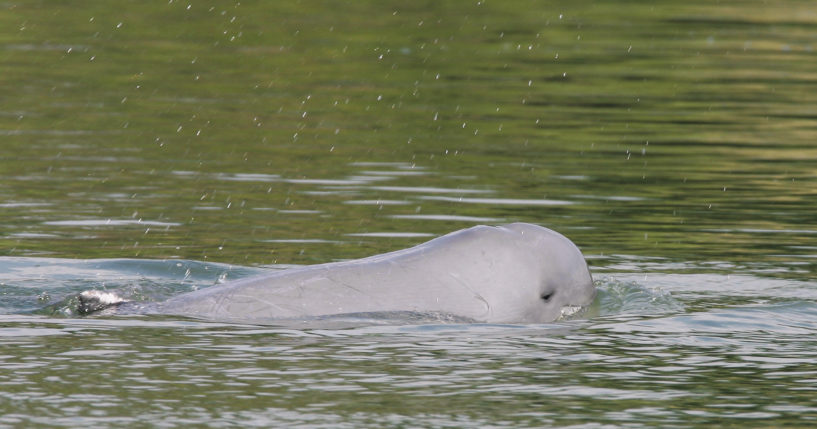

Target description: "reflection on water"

left=346, top=232, right=436, bottom=238
left=419, top=195, right=574, bottom=206
left=2, top=0, right=817, bottom=426
left=2, top=255, right=817, bottom=426
left=2, top=274, right=817, bottom=427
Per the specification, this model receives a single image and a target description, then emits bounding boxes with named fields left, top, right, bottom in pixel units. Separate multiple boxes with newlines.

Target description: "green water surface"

left=2, top=1, right=817, bottom=427
left=2, top=0, right=814, bottom=272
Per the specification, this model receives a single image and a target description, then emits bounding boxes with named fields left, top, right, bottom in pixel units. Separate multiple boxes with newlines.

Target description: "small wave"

left=592, top=276, right=685, bottom=317
left=1, top=257, right=250, bottom=315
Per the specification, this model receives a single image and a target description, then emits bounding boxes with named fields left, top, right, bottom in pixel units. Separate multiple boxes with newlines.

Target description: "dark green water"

left=2, top=1, right=817, bottom=427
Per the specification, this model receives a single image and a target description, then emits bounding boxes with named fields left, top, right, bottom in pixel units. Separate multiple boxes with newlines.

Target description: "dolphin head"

left=494, top=223, right=596, bottom=324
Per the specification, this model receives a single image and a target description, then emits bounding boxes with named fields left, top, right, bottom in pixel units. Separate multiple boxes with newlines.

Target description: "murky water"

left=2, top=0, right=817, bottom=427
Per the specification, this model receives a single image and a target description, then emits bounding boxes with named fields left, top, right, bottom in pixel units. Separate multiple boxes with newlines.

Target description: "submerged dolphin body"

left=82, top=223, right=595, bottom=324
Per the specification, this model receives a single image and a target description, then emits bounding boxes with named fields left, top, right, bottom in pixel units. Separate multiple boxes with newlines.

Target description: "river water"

left=2, top=1, right=817, bottom=427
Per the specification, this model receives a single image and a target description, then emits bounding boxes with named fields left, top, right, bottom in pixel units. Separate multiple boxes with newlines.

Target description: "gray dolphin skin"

left=124, top=223, right=595, bottom=324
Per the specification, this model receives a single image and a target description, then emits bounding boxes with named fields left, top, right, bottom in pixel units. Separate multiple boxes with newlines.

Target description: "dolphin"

left=79, top=223, right=595, bottom=324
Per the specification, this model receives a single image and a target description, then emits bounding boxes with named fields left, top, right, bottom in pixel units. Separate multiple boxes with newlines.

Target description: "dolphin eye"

left=541, top=292, right=554, bottom=302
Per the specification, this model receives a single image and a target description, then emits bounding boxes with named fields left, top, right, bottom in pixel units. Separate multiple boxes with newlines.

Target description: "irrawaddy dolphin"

left=79, top=223, right=596, bottom=324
